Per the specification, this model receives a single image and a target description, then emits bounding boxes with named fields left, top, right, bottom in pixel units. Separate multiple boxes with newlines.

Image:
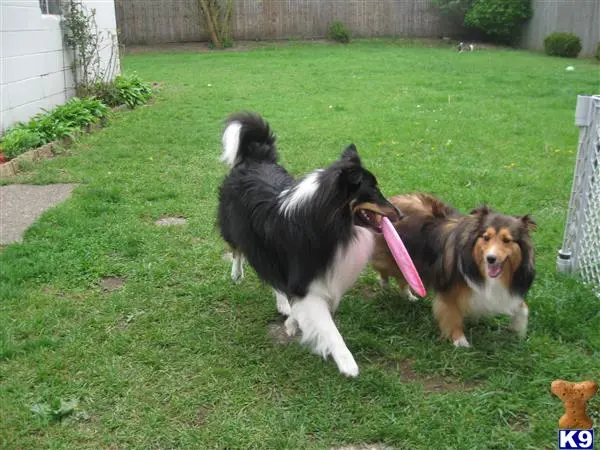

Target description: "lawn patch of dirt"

left=381, top=358, right=480, bottom=393
left=99, top=276, right=125, bottom=292
left=193, top=405, right=213, bottom=428
left=155, top=216, right=187, bottom=226
left=122, top=39, right=331, bottom=54
left=267, top=321, right=296, bottom=345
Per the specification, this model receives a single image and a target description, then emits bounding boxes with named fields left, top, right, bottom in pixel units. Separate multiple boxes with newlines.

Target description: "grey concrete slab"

left=0, top=184, right=78, bottom=245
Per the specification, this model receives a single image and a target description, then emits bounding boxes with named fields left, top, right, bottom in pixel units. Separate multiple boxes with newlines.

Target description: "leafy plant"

left=84, top=74, right=153, bottom=109
left=27, top=114, right=77, bottom=143
left=114, top=74, right=154, bottom=108
left=544, top=32, right=582, bottom=58
left=31, top=399, right=80, bottom=423
left=1, top=127, right=44, bottom=159
left=0, top=97, right=109, bottom=160
left=327, top=20, right=351, bottom=44
left=465, top=0, right=532, bottom=44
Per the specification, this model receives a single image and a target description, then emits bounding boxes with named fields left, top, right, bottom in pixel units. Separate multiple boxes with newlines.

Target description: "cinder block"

left=1, top=4, right=45, bottom=31
left=0, top=84, right=8, bottom=113
left=8, top=101, right=46, bottom=125
left=7, top=78, right=45, bottom=109
left=1, top=20, right=63, bottom=57
left=42, top=70, right=68, bottom=97
left=2, top=51, right=64, bottom=84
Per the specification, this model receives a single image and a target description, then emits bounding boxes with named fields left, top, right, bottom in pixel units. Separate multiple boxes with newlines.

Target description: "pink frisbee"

left=381, top=216, right=427, bottom=298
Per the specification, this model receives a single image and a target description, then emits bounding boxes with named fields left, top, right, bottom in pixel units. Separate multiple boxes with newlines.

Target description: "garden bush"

left=1, top=73, right=153, bottom=161
left=544, top=32, right=582, bottom=58
left=1, top=97, right=108, bottom=160
left=464, top=0, right=532, bottom=44
left=1, top=127, right=44, bottom=160
left=85, top=74, right=153, bottom=109
left=327, top=21, right=351, bottom=43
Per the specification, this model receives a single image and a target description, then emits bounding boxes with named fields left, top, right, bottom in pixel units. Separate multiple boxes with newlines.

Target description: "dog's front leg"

left=508, top=301, right=528, bottom=338
left=274, top=289, right=291, bottom=316
left=230, top=251, right=244, bottom=283
left=291, top=294, right=359, bottom=377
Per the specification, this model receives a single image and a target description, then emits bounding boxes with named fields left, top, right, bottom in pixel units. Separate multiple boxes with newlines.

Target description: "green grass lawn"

left=1, top=39, right=599, bottom=449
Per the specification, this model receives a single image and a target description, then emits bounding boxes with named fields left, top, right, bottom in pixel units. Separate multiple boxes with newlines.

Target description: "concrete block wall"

left=0, top=0, right=120, bottom=134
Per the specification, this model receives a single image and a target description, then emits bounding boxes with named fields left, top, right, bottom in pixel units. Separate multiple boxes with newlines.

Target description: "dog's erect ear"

left=341, top=166, right=363, bottom=186
left=469, top=205, right=491, bottom=217
left=518, top=214, right=537, bottom=233
left=341, top=144, right=361, bottom=165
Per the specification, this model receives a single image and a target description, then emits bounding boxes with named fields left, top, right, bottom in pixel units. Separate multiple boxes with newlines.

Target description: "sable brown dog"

left=371, top=193, right=536, bottom=347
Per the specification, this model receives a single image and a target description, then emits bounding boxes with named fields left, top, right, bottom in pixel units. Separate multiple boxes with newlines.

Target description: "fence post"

left=557, top=95, right=600, bottom=297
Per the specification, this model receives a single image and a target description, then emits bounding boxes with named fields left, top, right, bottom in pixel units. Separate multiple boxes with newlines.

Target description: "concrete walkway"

left=0, top=184, right=78, bottom=245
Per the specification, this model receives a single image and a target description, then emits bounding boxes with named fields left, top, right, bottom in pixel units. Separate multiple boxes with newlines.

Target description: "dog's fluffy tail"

left=221, top=112, right=278, bottom=168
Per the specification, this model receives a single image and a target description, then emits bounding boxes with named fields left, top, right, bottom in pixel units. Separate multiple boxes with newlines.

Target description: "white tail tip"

left=221, top=121, right=242, bottom=167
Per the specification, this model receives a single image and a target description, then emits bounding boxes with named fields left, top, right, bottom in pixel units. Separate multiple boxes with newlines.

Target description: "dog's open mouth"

left=487, top=261, right=504, bottom=278
left=352, top=202, right=401, bottom=233
left=356, top=208, right=383, bottom=231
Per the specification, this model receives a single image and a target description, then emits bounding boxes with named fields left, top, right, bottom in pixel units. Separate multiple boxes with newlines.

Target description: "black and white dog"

left=217, top=112, right=400, bottom=377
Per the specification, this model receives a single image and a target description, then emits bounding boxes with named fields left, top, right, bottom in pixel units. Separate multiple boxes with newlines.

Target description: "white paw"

left=230, top=260, right=244, bottom=283
left=509, top=321, right=528, bottom=339
left=509, top=306, right=528, bottom=338
left=453, top=336, right=471, bottom=348
left=284, top=316, right=298, bottom=337
left=404, top=287, right=419, bottom=302
left=230, top=269, right=243, bottom=283
left=275, top=291, right=291, bottom=316
left=333, top=349, right=359, bottom=378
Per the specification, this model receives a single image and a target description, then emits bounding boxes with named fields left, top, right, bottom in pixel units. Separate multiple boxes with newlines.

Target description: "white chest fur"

left=309, top=227, right=375, bottom=311
left=464, top=276, right=523, bottom=317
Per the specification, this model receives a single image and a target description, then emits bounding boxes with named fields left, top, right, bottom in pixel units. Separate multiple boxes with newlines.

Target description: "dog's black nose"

left=486, top=255, right=497, bottom=264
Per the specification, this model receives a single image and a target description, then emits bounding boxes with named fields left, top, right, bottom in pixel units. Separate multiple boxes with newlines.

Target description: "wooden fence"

left=521, top=0, right=599, bottom=56
left=114, top=0, right=457, bottom=45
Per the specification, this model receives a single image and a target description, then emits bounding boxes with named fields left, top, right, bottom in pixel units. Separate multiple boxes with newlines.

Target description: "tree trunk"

left=198, top=0, right=221, bottom=47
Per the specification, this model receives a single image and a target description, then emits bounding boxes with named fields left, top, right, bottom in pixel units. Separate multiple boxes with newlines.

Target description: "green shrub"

left=465, top=0, right=532, bottom=44
left=327, top=21, right=351, bottom=43
left=1, top=127, right=44, bottom=159
left=595, top=41, right=599, bottom=60
left=114, top=74, right=153, bottom=108
left=221, top=36, right=234, bottom=49
left=82, top=81, right=121, bottom=107
left=84, top=73, right=153, bottom=109
left=544, top=32, right=582, bottom=58
left=0, top=97, right=109, bottom=160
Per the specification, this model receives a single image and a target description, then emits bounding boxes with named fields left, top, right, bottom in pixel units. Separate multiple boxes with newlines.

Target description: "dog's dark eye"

left=482, top=235, right=490, bottom=242
left=502, top=237, right=511, bottom=244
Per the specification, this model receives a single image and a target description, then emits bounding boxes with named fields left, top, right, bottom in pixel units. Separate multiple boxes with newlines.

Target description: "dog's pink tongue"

left=381, top=216, right=427, bottom=298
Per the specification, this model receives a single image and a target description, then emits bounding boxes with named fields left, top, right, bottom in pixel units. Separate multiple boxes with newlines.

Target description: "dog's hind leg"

left=291, top=294, right=359, bottom=377
left=230, top=250, right=244, bottom=283
left=274, top=289, right=291, bottom=316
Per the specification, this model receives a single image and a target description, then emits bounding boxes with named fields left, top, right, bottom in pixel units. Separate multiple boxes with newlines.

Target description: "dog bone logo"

left=551, top=379, right=598, bottom=429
